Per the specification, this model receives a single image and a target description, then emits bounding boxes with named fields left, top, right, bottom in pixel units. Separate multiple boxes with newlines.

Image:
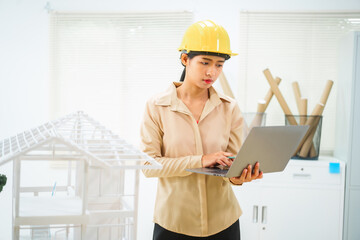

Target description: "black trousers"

left=153, top=219, right=240, bottom=240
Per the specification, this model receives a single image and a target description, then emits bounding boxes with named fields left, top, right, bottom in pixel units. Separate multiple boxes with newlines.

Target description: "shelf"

left=19, top=196, right=83, bottom=217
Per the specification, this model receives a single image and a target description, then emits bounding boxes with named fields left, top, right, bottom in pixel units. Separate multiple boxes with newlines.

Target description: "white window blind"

left=238, top=12, right=360, bottom=154
left=50, top=12, right=193, bottom=145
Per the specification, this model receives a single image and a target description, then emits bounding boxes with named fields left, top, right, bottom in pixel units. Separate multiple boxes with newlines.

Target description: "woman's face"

left=183, top=54, right=225, bottom=89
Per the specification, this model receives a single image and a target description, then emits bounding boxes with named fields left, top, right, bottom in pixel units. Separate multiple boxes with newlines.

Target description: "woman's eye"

left=201, top=62, right=208, bottom=65
left=216, top=64, right=223, bottom=68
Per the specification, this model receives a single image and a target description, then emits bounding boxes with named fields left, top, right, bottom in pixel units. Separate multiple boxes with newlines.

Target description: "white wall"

left=1, top=0, right=360, bottom=239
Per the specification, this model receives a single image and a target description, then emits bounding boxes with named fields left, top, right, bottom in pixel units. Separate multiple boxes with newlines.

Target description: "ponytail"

left=180, top=68, right=186, bottom=82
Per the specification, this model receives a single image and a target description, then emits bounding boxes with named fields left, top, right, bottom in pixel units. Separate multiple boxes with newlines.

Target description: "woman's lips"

left=204, top=79, right=213, bottom=84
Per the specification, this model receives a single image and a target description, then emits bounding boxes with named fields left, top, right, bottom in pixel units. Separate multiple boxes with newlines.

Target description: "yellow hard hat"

left=178, top=20, right=238, bottom=58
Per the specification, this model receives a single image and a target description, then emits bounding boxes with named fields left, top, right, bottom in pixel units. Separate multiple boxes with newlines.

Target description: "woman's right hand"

left=201, top=151, right=234, bottom=168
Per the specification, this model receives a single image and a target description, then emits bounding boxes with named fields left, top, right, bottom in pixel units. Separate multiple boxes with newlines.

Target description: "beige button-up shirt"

left=140, top=82, right=244, bottom=237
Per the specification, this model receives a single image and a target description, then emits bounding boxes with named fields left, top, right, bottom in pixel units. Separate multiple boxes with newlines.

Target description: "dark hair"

left=179, top=51, right=230, bottom=82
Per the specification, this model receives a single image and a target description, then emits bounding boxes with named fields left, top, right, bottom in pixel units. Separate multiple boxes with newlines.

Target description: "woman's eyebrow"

left=202, top=57, right=225, bottom=63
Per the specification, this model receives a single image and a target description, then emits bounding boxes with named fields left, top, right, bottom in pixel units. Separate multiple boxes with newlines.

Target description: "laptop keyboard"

left=215, top=165, right=230, bottom=170
left=205, top=168, right=229, bottom=174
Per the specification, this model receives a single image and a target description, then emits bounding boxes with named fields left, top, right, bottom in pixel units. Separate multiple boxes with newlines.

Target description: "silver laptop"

left=186, top=125, right=309, bottom=178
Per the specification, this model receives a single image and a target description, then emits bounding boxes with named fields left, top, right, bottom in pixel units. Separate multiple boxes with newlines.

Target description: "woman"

left=140, top=20, right=263, bottom=240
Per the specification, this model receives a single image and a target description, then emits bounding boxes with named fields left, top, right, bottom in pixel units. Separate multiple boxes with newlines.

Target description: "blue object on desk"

left=329, top=162, right=340, bottom=174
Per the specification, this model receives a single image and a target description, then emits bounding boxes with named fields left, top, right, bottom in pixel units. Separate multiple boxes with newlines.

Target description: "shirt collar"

left=154, top=82, right=232, bottom=109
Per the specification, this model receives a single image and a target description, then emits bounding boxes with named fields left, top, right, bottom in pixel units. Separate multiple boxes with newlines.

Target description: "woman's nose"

left=206, top=67, right=216, bottom=77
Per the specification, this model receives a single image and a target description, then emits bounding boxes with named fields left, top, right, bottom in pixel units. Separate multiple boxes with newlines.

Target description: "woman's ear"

left=180, top=53, right=189, bottom=66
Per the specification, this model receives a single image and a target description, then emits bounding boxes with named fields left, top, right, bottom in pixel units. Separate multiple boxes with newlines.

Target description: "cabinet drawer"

left=261, top=161, right=344, bottom=186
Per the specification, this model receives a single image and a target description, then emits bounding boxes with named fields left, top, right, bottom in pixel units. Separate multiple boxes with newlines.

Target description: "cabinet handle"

left=293, top=173, right=311, bottom=179
left=262, top=206, right=267, bottom=224
left=253, top=205, right=258, bottom=223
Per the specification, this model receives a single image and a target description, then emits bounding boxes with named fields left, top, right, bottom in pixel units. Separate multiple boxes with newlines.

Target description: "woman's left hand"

left=229, top=162, right=263, bottom=185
